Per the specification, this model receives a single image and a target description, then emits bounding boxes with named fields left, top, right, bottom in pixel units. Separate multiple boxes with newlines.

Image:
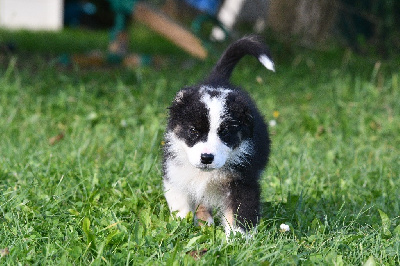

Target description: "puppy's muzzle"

left=200, top=153, right=214, bottom=165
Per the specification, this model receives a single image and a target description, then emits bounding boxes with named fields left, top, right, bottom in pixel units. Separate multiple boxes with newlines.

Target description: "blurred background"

left=0, top=0, right=399, bottom=65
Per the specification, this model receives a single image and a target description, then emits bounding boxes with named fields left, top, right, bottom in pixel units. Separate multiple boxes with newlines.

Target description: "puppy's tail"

left=206, top=35, right=274, bottom=85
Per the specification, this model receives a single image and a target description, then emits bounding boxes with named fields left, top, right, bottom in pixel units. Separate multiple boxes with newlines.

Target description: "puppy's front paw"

left=195, top=204, right=214, bottom=226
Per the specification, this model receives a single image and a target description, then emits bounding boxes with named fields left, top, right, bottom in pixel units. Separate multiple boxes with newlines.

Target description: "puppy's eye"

left=220, top=123, right=239, bottom=137
left=228, top=124, right=240, bottom=131
left=220, top=128, right=229, bottom=137
left=189, top=127, right=200, bottom=138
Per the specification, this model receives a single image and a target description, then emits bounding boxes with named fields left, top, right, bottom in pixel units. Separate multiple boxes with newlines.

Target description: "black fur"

left=167, top=87, right=210, bottom=147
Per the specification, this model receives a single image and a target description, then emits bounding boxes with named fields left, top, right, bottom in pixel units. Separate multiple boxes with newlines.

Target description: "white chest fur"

left=164, top=157, right=230, bottom=209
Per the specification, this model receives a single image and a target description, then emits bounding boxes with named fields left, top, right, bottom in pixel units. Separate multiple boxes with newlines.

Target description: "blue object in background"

left=185, top=0, right=220, bottom=15
left=64, top=1, right=97, bottom=27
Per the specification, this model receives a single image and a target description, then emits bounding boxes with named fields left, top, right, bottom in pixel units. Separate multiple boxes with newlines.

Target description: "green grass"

left=1, top=27, right=399, bottom=265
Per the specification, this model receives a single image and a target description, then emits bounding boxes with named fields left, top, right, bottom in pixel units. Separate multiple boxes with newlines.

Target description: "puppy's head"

left=167, top=86, right=254, bottom=170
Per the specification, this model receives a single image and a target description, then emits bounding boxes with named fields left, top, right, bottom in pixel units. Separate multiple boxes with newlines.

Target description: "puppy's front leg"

left=163, top=180, right=192, bottom=218
left=222, top=207, right=245, bottom=237
left=195, top=204, right=214, bottom=226
left=223, top=182, right=261, bottom=237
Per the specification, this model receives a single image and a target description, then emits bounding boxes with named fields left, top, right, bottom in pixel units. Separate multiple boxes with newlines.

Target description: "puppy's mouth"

left=197, top=164, right=217, bottom=171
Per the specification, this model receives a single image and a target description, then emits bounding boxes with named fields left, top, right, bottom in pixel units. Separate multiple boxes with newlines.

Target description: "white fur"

left=258, top=54, right=275, bottom=72
left=164, top=132, right=231, bottom=205
left=163, top=180, right=192, bottom=218
left=228, top=139, right=254, bottom=166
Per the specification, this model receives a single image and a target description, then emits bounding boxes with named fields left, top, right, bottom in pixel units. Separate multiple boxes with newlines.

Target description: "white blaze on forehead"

left=199, top=86, right=232, bottom=129
left=201, top=92, right=226, bottom=134
left=258, top=54, right=275, bottom=72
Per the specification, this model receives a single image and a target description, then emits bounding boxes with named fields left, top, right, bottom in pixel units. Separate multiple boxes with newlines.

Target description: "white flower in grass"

left=269, top=119, right=277, bottom=127
left=280, top=223, right=290, bottom=232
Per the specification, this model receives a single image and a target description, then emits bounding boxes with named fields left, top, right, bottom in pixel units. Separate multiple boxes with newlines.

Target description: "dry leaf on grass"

left=0, top=247, right=10, bottom=257
left=187, top=248, right=208, bottom=260
left=49, top=132, right=65, bottom=145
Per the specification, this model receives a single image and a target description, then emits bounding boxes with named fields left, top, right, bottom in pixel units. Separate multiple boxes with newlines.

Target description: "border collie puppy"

left=163, top=35, right=275, bottom=236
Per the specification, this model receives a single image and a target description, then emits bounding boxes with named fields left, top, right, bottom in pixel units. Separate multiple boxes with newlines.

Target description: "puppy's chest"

left=167, top=162, right=231, bottom=204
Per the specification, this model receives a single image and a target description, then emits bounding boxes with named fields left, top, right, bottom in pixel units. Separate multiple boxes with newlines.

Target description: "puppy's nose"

left=200, top=153, right=214, bottom=164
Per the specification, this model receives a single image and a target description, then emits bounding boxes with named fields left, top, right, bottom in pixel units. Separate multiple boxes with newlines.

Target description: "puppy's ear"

left=243, top=107, right=254, bottom=126
left=241, top=107, right=254, bottom=138
left=167, top=87, right=205, bottom=126
left=173, top=89, right=187, bottom=103
left=226, top=93, right=253, bottom=125
left=168, top=88, right=189, bottom=115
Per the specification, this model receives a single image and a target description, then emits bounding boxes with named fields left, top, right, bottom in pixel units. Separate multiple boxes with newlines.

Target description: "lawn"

left=0, top=27, right=399, bottom=265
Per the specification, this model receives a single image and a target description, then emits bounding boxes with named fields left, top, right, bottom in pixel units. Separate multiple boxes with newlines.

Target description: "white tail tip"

left=258, top=55, right=275, bottom=72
